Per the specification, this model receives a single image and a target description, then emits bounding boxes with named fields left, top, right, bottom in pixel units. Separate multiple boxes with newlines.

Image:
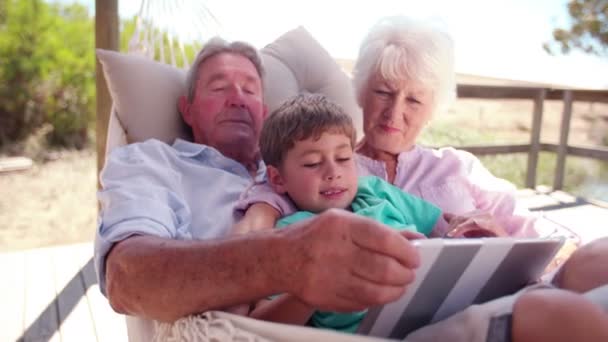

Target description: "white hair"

left=185, top=37, right=265, bottom=102
left=352, top=16, right=456, bottom=116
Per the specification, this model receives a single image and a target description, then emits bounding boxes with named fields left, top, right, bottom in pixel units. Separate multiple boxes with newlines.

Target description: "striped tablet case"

left=357, top=237, right=564, bottom=338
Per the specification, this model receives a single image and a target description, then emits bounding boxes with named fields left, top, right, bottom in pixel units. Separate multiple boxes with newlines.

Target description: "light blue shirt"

left=94, top=139, right=265, bottom=295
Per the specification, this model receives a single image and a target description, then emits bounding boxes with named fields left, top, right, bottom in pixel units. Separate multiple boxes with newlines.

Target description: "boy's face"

left=268, top=132, right=358, bottom=213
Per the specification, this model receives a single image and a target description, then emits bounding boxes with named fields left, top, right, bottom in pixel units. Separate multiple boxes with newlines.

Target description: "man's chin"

left=213, top=136, right=259, bottom=163
left=215, top=132, right=255, bottom=147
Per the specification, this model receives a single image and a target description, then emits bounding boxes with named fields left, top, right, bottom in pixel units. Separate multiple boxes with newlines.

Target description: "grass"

left=419, top=99, right=608, bottom=201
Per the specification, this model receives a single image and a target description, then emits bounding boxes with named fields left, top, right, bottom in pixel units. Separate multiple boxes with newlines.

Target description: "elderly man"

left=95, top=38, right=420, bottom=338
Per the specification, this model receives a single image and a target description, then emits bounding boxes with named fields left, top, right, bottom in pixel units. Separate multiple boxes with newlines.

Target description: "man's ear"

left=178, top=95, right=193, bottom=126
left=267, top=165, right=287, bottom=194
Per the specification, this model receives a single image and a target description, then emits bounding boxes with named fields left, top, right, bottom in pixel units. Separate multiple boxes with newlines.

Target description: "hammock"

left=108, top=3, right=380, bottom=340
left=127, top=0, right=221, bottom=69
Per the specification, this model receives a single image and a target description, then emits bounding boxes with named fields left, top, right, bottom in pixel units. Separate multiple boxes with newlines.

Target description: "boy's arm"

left=235, top=182, right=298, bottom=218
left=250, top=294, right=315, bottom=325
left=236, top=204, right=314, bottom=324
left=233, top=203, right=281, bottom=235
left=225, top=204, right=281, bottom=315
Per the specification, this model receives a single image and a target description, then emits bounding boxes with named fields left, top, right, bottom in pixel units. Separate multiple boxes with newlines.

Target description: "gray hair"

left=352, top=16, right=456, bottom=116
left=185, top=37, right=265, bottom=102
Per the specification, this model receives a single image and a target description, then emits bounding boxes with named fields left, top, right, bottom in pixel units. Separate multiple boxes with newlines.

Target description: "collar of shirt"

left=172, top=139, right=266, bottom=182
left=356, top=145, right=422, bottom=177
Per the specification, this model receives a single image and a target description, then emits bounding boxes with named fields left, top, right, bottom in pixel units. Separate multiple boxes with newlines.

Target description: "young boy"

left=234, top=93, right=442, bottom=332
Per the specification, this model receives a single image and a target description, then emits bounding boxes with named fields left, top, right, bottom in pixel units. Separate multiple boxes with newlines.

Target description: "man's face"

left=179, top=53, right=267, bottom=155
left=268, top=132, right=358, bottom=213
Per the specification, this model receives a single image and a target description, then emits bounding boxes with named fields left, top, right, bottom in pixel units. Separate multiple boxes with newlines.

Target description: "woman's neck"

left=357, top=143, right=399, bottom=183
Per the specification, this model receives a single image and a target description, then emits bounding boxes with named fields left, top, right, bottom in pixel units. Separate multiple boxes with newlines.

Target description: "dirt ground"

left=0, top=149, right=97, bottom=252
left=0, top=99, right=606, bottom=253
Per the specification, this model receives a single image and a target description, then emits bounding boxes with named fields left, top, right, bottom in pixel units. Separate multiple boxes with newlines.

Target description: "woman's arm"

left=457, top=149, right=540, bottom=237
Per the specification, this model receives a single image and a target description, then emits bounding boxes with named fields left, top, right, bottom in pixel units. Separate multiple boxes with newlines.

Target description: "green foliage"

left=44, top=3, right=95, bottom=148
left=0, top=1, right=201, bottom=150
left=0, top=0, right=94, bottom=149
left=0, top=0, right=52, bottom=146
left=421, top=121, right=606, bottom=201
left=544, top=0, right=608, bottom=56
left=120, top=17, right=199, bottom=68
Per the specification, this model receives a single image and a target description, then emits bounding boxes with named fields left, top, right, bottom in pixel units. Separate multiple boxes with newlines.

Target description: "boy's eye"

left=302, top=162, right=321, bottom=168
left=336, top=157, right=351, bottom=163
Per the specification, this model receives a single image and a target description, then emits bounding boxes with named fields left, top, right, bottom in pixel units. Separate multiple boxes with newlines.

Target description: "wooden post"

left=554, top=90, right=573, bottom=190
left=525, top=89, right=545, bottom=189
left=95, top=0, right=119, bottom=184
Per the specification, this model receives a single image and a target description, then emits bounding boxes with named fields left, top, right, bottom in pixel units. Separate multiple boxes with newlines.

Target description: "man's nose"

left=227, top=85, right=246, bottom=107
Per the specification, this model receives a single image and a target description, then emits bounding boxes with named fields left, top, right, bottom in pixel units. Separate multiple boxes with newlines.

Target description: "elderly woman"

left=239, top=16, right=540, bottom=238
left=350, top=16, right=537, bottom=237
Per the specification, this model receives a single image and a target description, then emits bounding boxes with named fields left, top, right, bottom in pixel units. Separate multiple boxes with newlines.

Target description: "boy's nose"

left=325, top=165, right=341, bottom=181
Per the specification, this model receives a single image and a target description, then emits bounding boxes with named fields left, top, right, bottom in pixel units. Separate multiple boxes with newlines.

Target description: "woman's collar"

left=356, top=143, right=421, bottom=164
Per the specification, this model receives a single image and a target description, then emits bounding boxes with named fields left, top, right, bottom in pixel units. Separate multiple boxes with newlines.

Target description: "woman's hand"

left=443, top=211, right=508, bottom=238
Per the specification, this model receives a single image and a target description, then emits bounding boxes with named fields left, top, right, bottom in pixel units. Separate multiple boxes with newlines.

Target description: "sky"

left=58, top=0, right=608, bottom=88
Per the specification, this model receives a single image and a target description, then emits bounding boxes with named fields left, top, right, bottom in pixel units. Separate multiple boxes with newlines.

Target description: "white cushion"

left=96, top=49, right=191, bottom=144
left=97, top=27, right=361, bottom=145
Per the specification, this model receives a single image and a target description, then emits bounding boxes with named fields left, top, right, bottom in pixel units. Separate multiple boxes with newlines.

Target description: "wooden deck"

left=1, top=189, right=607, bottom=342
left=1, top=243, right=127, bottom=342
left=516, top=188, right=608, bottom=244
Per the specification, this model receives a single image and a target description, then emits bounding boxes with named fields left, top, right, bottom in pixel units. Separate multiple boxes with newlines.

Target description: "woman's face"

left=361, top=75, right=434, bottom=154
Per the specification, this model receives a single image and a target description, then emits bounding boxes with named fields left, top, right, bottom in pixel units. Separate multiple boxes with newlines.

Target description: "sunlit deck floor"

left=1, top=243, right=127, bottom=342
left=2, top=189, right=608, bottom=342
left=516, top=188, right=608, bottom=244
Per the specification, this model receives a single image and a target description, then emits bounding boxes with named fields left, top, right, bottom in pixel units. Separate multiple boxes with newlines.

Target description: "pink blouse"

left=237, top=145, right=543, bottom=238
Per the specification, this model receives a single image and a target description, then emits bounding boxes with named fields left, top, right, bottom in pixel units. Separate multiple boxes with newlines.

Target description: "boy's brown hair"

left=259, top=93, right=356, bottom=167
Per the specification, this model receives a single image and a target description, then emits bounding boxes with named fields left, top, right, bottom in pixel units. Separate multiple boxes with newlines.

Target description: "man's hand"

left=280, top=209, right=420, bottom=312
left=443, top=211, right=508, bottom=238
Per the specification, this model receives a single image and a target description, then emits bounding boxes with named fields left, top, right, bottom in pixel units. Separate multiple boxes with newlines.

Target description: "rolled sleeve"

left=94, top=142, right=190, bottom=295
left=458, top=150, right=542, bottom=238
left=95, top=216, right=173, bottom=296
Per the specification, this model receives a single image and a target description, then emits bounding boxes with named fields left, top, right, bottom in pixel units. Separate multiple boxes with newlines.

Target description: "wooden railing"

left=453, top=85, right=608, bottom=190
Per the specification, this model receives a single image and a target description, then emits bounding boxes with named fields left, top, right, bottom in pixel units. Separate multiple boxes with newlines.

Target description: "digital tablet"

left=357, top=237, right=564, bottom=338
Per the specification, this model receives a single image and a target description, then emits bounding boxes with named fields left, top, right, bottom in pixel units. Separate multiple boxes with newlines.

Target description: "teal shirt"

left=277, top=175, right=442, bottom=333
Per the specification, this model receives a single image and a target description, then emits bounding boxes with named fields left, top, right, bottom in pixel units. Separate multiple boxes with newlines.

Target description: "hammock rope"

left=127, top=0, right=221, bottom=69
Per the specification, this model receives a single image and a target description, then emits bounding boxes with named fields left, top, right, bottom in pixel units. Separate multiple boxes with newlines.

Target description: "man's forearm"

left=105, top=232, right=294, bottom=322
